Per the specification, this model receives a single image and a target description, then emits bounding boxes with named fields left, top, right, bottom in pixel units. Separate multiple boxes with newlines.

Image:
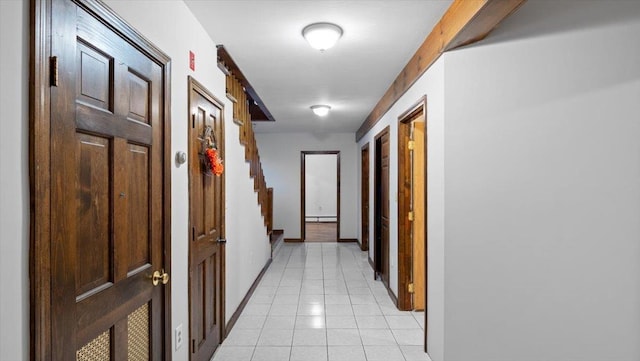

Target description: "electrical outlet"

left=175, top=324, right=183, bottom=350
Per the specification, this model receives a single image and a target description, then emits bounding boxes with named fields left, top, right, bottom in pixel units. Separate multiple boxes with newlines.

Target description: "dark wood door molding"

left=374, top=127, right=390, bottom=289
left=356, top=0, right=526, bottom=141
left=30, top=0, right=172, bottom=359
left=300, top=151, right=341, bottom=242
left=360, top=143, right=370, bottom=251
left=188, top=76, right=226, bottom=360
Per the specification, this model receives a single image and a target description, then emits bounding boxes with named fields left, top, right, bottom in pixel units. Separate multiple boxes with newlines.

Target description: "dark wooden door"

left=374, top=128, right=390, bottom=286
left=48, top=0, right=169, bottom=359
left=188, top=77, right=226, bottom=361
left=361, top=144, right=370, bottom=251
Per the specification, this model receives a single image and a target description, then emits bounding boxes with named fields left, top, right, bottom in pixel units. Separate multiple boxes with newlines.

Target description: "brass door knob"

left=152, top=269, right=170, bottom=286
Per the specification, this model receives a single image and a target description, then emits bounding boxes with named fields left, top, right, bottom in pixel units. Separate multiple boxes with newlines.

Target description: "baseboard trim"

left=270, top=230, right=284, bottom=257
left=386, top=283, right=399, bottom=307
left=284, top=238, right=303, bottom=243
left=338, top=238, right=358, bottom=243
left=224, top=257, right=273, bottom=338
left=367, top=255, right=398, bottom=307
left=270, top=229, right=284, bottom=244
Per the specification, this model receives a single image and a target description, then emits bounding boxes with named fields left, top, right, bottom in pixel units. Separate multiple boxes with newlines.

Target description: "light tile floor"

left=211, top=242, right=432, bottom=361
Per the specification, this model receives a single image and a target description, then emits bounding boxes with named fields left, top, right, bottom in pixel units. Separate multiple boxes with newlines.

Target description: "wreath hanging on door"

left=199, top=125, right=224, bottom=176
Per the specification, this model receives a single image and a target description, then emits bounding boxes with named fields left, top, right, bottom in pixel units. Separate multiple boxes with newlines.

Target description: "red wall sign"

left=189, top=51, right=195, bottom=71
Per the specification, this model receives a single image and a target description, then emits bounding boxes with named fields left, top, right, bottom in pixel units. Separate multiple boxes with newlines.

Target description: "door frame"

left=300, top=151, right=340, bottom=242
left=397, top=96, right=428, bottom=348
left=397, top=96, right=427, bottom=311
left=187, top=76, right=226, bottom=356
left=29, top=0, right=172, bottom=358
left=373, top=126, right=390, bottom=284
left=360, top=143, right=370, bottom=251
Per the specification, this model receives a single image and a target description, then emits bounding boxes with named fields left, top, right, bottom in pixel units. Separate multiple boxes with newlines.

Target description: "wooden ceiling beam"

left=355, top=0, right=526, bottom=141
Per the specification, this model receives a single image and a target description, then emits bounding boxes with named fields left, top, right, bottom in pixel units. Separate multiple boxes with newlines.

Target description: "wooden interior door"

left=188, top=77, right=226, bottom=361
left=412, top=121, right=426, bottom=310
left=397, top=97, right=427, bottom=311
left=361, top=144, right=370, bottom=251
left=44, top=0, right=171, bottom=359
left=374, top=128, right=390, bottom=286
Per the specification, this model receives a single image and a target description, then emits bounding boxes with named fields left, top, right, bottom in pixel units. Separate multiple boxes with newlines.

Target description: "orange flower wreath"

left=205, top=147, right=224, bottom=176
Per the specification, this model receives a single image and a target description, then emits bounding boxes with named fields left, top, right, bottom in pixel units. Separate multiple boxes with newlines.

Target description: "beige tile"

left=327, top=345, right=366, bottom=361
left=327, top=329, right=361, bottom=346
left=290, top=346, right=327, bottom=361
left=363, top=345, right=405, bottom=361
left=325, top=315, right=357, bottom=329
left=257, top=329, right=293, bottom=346
left=295, top=315, right=326, bottom=329
left=292, top=329, right=327, bottom=346
left=251, top=346, right=291, bottom=361
left=212, top=346, right=254, bottom=361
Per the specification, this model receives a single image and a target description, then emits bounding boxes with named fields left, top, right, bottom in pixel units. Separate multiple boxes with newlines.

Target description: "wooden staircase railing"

left=221, top=48, right=273, bottom=234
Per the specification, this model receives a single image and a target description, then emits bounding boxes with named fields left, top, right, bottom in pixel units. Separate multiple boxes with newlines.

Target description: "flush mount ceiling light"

left=310, top=105, right=331, bottom=116
left=302, top=22, right=343, bottom=51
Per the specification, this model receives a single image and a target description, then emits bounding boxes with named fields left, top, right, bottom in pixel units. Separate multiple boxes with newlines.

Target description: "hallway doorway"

left=301, top=151, right=340, bottom=242
left=397, top=97, right=427, bottom=312
left=361, top=143, right=370, bottom=251
left=374, top=127, right=390, bottom=287
left=188, top=77, right=226, bottom=360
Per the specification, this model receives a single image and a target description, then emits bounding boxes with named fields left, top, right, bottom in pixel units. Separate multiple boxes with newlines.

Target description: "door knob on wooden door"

left=152, top=269, right=169, bottom=286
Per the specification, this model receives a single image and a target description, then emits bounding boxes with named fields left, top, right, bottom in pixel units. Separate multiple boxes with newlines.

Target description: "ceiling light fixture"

left=310, top=105, right=331, bottom=117
left=302, top=22, right=343, bottom=51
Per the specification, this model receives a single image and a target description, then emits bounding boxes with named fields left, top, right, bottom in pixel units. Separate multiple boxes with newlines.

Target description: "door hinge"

left=408, top=211, right=414, bottom=221
left=192, top=339, right=196, bottom=353
left=408, top=140, right=415, bottom=150
left=50, top=56, right=59, bottom=87
left=408, top=283, right=415, bottom=294
left=191, top=226, right=196, bottom=241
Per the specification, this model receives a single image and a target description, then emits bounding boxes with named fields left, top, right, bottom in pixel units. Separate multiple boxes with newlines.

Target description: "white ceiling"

left=184, top=0, right=452, bottom=134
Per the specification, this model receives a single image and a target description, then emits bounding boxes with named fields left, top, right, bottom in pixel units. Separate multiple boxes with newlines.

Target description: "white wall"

left=356, top=59, right=446, bottom=361
left=0, top=1, right=271, bottom=359
left=223, top=112, right=272, bottom=323
left=256, top=132, right=358, bottom=240
left=305, top=154, right=338, bottom=218
left=102, top=2, right=271, bottom=359
left=0, top=1, right=29, bottom=359
left=442, top=1, right=640, bottom=360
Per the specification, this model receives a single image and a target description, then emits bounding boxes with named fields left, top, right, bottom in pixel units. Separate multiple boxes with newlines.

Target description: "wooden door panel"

left=192, top=107, right=221, bottom=241
left=208, top=252, right=219, bottom=332
left=75, top=133, right=112, bottom=298
left=192, top=262, right=205, bottom=348
left=128, top=71, right=151, bottom=124
left=126, top=143, right=151, bottom=273
left=76, top=41, right=112, bottom=111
